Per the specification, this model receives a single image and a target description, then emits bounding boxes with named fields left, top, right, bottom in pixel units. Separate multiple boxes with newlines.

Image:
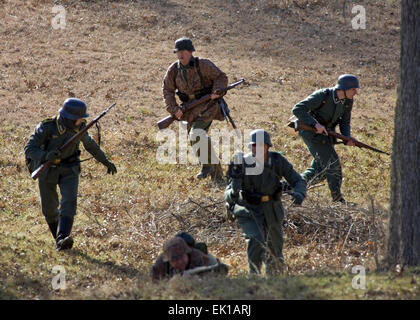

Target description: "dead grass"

left=0, top=0, right=414, bottom=299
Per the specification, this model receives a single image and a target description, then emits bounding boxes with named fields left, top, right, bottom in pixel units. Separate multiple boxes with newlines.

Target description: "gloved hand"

left=292, top=192, right=304, bottom=205
left=104, top=160, right=117, bottom=175
left=231, top=164, right=244, bottom=179
left=45, top=150, right=61, bottom=164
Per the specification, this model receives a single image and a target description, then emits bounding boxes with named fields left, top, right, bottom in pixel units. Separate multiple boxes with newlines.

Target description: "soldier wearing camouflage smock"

left=224, top=130, right=306, bottom=275
left=292, top=74, right=359, bottom=202
left=162, top=37, right=228, bottom=180
left=24, top=98, right=117, bottom=251
left=151, top=236, right=228, bottom=281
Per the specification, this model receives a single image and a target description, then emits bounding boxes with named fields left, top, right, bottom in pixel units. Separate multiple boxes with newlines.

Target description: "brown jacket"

left=151, top=247, right=212, bottom=281
left=162, top=57, right=228, bottom=123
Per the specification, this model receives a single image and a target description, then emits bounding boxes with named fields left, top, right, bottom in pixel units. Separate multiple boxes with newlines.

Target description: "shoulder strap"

left=194, top=57, right=206, bottom=89
left=265, top=152, right=283, bottom=182
left=314, top=88, right=331, bottom=112
left=174, top=62, right=178, bottom=83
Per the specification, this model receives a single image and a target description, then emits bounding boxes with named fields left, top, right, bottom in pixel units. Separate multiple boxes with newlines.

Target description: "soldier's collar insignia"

left=332, top=89, right=346, bottom=105
left=56, top=117, right=66, bottom=135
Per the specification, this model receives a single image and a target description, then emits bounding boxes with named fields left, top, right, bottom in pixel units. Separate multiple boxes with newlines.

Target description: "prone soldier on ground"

left=150, top=234, right=229, bottom=281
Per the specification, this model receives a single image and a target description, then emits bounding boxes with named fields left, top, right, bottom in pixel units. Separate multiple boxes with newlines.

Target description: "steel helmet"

left=173, top=37, right=195, bottom=53
left=249, top=129, right=273, bottom=147
left=335, top=74, right=360, bottom=90
left=59, top=98, right=89, bottom=120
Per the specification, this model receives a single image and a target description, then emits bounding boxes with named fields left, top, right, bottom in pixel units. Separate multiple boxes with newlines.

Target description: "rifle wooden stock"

left=31, top=103, right=117, bottom=180
left=157, top=92, right=212, bottom=130
left=287, top=119, right=390, bottom=155
left=157, top=78, right=245, bottom=130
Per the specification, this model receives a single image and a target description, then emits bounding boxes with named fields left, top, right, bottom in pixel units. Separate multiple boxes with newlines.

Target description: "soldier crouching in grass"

left=151, top=235, right=229, bottom=281
left=224, top=130, right=307, bottom=275
left=24, top=98, right=117, bottom=251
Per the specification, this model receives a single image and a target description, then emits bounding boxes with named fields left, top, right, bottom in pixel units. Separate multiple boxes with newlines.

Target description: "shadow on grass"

left=66, top=249, right=145, bottom=279
left=0, top=287, right=19, bottom=300
left=127, top=273, right=327, bottom=300
left=0, top=273, right=54, bottom=300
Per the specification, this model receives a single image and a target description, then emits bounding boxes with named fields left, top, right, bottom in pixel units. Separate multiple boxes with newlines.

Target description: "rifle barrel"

left=287, top=120, right=390, bottom=155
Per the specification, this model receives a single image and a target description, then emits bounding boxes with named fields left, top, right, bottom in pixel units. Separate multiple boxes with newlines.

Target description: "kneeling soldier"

left=224, top=129, right=306, bottom=275
left=24, top=98, right=117, bottom=251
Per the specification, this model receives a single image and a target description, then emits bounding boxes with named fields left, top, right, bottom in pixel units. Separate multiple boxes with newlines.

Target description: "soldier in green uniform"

left=24, top=98, right=117, bottom=251
left=224, top=130, right=306, bottom=275
left=162, top=37, right=228, bottom=181
left=292, top=74, right=359, bottom=202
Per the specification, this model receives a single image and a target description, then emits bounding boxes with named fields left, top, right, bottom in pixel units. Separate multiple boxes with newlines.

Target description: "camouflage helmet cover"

left=173, top=37, right=195, bottom=53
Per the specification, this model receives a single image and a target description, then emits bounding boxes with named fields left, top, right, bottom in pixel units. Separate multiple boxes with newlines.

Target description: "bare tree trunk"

left=385, top=0, right=420, bottom=267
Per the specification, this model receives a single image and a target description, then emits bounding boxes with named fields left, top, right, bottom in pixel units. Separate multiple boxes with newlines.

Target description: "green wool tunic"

left=24, top=116, right=110, bottom=223
left=224, top=151, right=306, bottom=274
left=292, top=88, right=353, bottom=200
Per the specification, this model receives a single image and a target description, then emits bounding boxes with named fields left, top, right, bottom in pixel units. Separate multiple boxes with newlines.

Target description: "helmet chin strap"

left=343, top=89, right=355, bottom=100
left=62, top=116, right=79, bottom=130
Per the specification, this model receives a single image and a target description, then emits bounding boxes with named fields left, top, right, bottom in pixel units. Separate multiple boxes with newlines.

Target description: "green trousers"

left=236, top=202, right=284, bottom=275
left=188, top=120, right=219, bottom=166
left=38, top=165, right=79, bottom=224
left=299, top=131, right=342, bottom=199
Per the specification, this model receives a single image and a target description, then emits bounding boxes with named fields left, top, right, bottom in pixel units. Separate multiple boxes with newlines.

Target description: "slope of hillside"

left=1, top=0, right=416, bottom=300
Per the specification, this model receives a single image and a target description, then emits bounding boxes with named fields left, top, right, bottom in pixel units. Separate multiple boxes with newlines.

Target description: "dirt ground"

left=1, top=0, right=412, bottom=299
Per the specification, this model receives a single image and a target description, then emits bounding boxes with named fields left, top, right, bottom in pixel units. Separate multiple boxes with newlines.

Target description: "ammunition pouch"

left=272, top=182, right=292, bottom=201
left=329, top=131, right=338, bottom=144
left=176, top=87, right=213, bottom=103
left=176, top=90, right=190, bottom=103
left=273, top=189, right=282, bottom=202
left=59, top=150, right=81, bottom=167
left=242, top=191, right=268, bottom=205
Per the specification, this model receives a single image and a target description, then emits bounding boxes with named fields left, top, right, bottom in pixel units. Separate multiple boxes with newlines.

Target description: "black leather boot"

left=47, top=221, right=58, bottom=240
left=196, top=165, right=214, bottom=179
left=332, top=192, right=346, bottom=203
left=210, top=164, right=224, bottom=183
left=56, top=216, right=74, bottom=251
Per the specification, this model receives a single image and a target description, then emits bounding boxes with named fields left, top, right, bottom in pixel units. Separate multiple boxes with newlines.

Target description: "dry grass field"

left=1, top=0, right=419, bottom=299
